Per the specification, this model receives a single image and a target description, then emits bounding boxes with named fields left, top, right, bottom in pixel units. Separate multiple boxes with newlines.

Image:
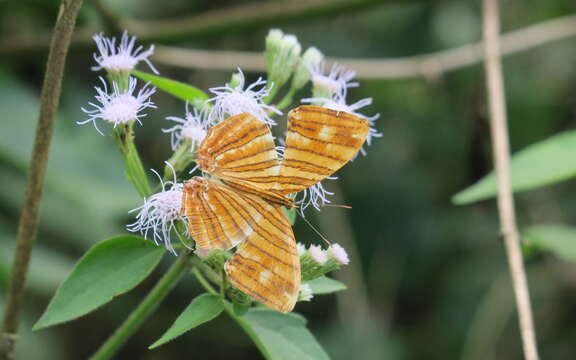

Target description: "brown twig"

left=0, top=0, right=383, bottom=55
left=149, top=13, right=576, bottom=79
left=0, top=0, right=84, bottom=359
left=482, top=0, right=539, bottom=359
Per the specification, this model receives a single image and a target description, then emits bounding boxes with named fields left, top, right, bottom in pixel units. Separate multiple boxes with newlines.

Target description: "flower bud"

left=292, top=47, right=324, bottom=91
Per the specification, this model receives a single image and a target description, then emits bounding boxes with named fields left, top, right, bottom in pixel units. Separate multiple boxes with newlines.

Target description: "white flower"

left=297, top=242, right=307, bottom=256
left=164, top=104, right=211, bottom=150
left=297, top=178, right=336, bottom=216
left=79, top=77, right=156, bottom=134
left=302, top=87, right=381, bottom=155
left=207, top=69, right=281, bottom=126
left=127, top=167, right=185, bottom=254
left=307, top=61, right=358, bottom=98
left=299, top=283, right=314, bottom=302
left=308, top=245, right=328, bottom=265
left=92, top=31, right=159, bottom=74
left=328, top=243, right=350, bottom=265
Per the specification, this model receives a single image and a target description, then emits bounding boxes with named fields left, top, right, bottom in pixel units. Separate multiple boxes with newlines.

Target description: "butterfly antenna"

left=324, top=204, right=352, bottom=209
left=298, top=213, right=332, bottom=246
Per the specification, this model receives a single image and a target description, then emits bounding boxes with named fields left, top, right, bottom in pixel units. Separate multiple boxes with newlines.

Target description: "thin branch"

left=149, top=13, right=576, bottom=79
left=0, top=0, right=383, bottom=55
left=482, top=1, right=539, bottom=360
left=0, top=0, right=84, bottom=359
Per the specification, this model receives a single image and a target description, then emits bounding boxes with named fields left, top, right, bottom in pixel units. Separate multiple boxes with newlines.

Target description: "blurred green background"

left=2, top=0, right=576, bottom=359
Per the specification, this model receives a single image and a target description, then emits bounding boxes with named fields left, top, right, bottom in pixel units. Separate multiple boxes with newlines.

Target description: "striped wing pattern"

left=275, top=105, right=370, bottom=194
left=182, top=177, right=300, bottom=313
left=196, top=112, right=281, bottom=190
left=185, top=105, right=369, bottom=313
left=182, top=177, right=258, bottom=250
left=225, top=206, right=300, bottom=313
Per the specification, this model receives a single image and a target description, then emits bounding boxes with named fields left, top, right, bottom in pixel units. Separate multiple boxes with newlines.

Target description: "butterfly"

left=181, top=105, right=369, bottom=312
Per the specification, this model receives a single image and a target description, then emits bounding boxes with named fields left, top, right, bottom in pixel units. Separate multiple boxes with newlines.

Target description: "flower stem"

left=0, top=0, right=83, bottom=358
left=482, top=0, right=539, bottom=359
left=190, top=268, right=271, bottom=359
left=89, top=250, right=192, bottom=360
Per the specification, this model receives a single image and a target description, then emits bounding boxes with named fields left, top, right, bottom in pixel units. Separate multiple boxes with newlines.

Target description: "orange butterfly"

left=182, top=105, right=369, bottom=312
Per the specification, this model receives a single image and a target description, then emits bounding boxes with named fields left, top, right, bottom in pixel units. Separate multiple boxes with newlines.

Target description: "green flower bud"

left=292, top=47, right=324, bottom=91
left=265, top=29, right=284, bottom=72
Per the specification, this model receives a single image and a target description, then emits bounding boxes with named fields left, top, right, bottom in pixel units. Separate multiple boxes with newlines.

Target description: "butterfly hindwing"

left=225, top=206, right=300, bottom=313
left=182, top=177, right=258, bottom=250
left=183, top=177, right=300, bottom=313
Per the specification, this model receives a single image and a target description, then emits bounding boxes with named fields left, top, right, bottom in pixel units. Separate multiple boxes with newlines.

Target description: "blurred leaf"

left=236, top=308, right=329, bottom=360
left=149, top=293, right=223, bottom=349
left=34, top=235, right=164, bottom=330
left=0, top=72, right=137, bottom=244
left=305, top=276, right=347, bottom=295
left=523, top=225, right=576, bottom=262
left=0, top=240, right=74, bottom=295
left=453, top=130, right=576, bottom=205
left=132, top=70, right=208, bottom=103
left=282, top=207, right=297, bottom=225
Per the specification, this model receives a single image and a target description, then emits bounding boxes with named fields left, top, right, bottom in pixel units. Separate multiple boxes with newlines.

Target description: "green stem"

left=223, top=303, right=271, bottom=359
left=192, top=268, right=218, bottom=295
left=275, top=88, right=297, bottom=110
left=190, top=268, right=271, bottom=358
left=190, top=257, right=222, bottom=285
left=89, top=250, right=192, bottom=360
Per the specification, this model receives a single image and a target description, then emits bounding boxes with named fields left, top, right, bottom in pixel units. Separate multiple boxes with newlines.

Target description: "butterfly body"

left=182, top=106, right=369, bottom=313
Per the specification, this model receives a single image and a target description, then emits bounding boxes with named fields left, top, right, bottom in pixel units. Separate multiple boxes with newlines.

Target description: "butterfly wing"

left=225, top=206, right=300, bottom=313
left=275, top=105, right=370, bottom=194
left=197, top=112, right=281, bottom=189
left=183, top=177, right=300, bottom=312
left=182, top=177, right=257, bottom=250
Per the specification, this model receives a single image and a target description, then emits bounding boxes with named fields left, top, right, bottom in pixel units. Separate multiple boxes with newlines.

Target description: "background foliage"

left=2, top=0, right=576, bottom=359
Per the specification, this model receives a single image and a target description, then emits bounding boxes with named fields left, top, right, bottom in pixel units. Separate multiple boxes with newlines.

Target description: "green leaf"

left=237, top=308, right=330, bottom=360
left=305, top=276, right=347, bottom=295
left=34, top=235, right=164, bottom=330
left=282, top=207, right=297, bottom=225
left=149, top=294, right=224, bottom=349
left=132, top=70, right=208, bottom=103
left=523, top=225, right=576, bottom=262
left=453, top=130, right=576, bottom=205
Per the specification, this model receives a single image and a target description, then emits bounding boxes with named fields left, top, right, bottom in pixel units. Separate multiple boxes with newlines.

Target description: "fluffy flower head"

left=308, top=61, right=358, bottom=98
left=208, top=70, right=281, bottom=126
left=92, top=31, right=158, bottom=74
left=328, top=243, right=350, bottom=265
left=297, top=178, right=336, bottom=216
left=127, top=168, right=184, bottom=254
left=164, top=104, right=211, bottom=150
left=79, top=77, right=156, bottom=134
left=308, top=245, right=328, bottom=265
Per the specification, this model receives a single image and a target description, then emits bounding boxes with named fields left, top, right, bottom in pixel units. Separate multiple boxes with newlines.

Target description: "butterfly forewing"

left=197, top=113, right=281, bottom=189
left=225, top=206, right=300, bottom=313
left=276, top=105, right=370, bottom=194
